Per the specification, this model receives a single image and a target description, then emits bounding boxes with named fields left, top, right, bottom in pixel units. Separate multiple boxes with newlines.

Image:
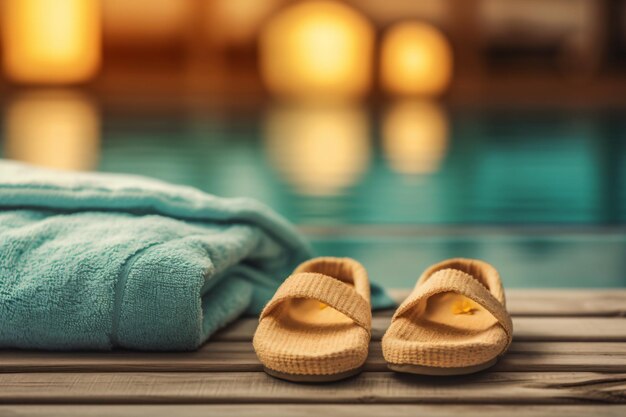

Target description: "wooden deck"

left=0, top=289, right=625, bottom=416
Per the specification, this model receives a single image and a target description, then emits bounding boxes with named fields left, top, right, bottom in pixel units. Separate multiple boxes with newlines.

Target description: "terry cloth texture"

left=0, top=161, right=393, bottom=351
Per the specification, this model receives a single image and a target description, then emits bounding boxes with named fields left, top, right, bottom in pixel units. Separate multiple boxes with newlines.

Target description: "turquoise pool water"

left=1, top=95, right=625, bottom=287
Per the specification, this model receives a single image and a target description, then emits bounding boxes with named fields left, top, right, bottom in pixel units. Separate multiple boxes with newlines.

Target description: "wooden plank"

left=0, top=372, right=624, bottom=404
left=0, top=342, right=257, bottom=373
left=1, top=342, right=625, bottom=373
left=387, top=289, right=626, bottom=317
left=213, top=316, right=626, bottom=342
left=2, top=404, right=626, bottom=417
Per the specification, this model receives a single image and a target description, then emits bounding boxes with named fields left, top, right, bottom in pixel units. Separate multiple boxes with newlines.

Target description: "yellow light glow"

left=265, top=104, right=370, bottom=196
left=382, top=100, right=448, bottom=175
left=381, top=22, right=453, bottom=96
left=2, top=0, right=101, bottom=84
left=260, top=1, right=374, bottom=100
left=4, top=90, right=100, bottom=171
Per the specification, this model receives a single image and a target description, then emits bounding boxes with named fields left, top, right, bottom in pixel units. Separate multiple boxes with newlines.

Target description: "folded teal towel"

left=0, top=161, right=393, bottom=350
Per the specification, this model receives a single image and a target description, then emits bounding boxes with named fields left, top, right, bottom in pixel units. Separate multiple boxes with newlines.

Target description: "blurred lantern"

left=382, top=100, right=448, bottom=175
left=2, top=0, right=101, bottom=84
left=4, top=90, right=100, bottom=170
left=380, top=22, right=453, bottom=96
left=260, top=0, right=374, bottom=101
left=265, top=103, right=370, bottom=196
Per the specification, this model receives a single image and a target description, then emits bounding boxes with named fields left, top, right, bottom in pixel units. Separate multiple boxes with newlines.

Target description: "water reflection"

left=1, top=98, right=624, bottom=286
left=466, top=116, right=601, bottom=223
left=264, top=102, right=370, bottom=196
left=2, top=97, right=622, bottom=226
left=3, top=89, right=100, bottom=170
left=312, top=234, right=626, bottom=288
left=382, top=100, right=448, bottom=175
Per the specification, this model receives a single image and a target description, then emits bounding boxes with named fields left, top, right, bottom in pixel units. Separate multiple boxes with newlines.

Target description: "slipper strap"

left=393, top=268, right=513, bottom=346
left=259, top=272, right=372, bottom=333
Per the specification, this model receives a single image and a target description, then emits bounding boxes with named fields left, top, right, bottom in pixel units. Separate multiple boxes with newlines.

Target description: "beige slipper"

left=253, top=257, right=371, bottom=382
left=382, top=258, right=513, bottom=375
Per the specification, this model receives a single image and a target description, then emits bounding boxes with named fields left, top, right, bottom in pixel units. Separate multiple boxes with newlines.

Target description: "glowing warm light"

left=2, top=0, right=101, bottom=84
left=265, top=104, right=370, bottom=196
left=382, top=100, right=448, bottom=175
left=260, top=1, right=374, bottom=100
left=4, top=90, right=100, bottom=171
left=380, top=22, right=453, bottom=96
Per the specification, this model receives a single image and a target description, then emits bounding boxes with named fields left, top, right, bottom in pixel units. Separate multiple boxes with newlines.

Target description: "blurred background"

left=0, top=0, right=625, bottom=288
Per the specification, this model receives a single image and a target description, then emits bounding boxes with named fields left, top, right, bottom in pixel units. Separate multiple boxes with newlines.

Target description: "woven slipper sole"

left=387, top=357, right=498, bottom=376
left=263, top=365, right=363, bottom=382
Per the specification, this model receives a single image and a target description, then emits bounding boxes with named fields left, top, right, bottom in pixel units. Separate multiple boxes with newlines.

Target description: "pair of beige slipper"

left=253, top=257, right=513, bottom=382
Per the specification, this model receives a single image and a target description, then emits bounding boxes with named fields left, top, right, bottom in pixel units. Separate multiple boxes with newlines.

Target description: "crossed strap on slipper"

left=382, top=258, right=513, bottom=375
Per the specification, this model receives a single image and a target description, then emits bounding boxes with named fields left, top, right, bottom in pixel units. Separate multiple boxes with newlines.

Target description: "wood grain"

left=1, top=290, right=624, bottom=412
left=2, top=404, right=626, bottom=417
left=213, top=316, right=626, bottom=342
left=1, top=342, right=625, bottom=373
left=0, top=372, right=624, bottom=404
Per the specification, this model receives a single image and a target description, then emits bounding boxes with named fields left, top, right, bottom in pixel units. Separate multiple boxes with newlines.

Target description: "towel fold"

left=0, top=161, right=393, bottom=351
